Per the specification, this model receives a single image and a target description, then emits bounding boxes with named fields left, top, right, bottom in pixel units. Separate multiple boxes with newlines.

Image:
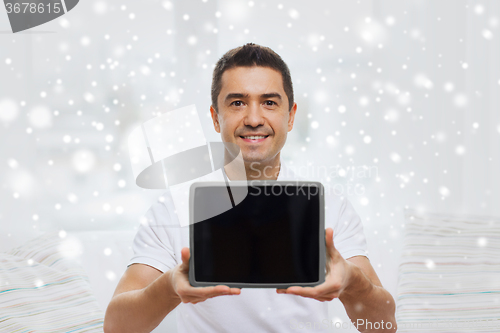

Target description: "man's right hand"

left=104, top=247, right=240, bottom=333
left=170, top=247, right=241, bottom=304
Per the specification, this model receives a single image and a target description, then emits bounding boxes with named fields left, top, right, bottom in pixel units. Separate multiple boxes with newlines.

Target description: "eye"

left=231, top=101, right=244, bottom=107
left=264, top=100, right=277, bottom=106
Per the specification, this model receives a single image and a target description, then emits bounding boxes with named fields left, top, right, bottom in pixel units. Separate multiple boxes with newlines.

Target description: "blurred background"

left=1, top=0, right=500, bottom=325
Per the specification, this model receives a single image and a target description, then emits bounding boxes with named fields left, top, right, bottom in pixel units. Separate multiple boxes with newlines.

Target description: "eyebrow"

left=224, top=92, right=283, bottom=103
left=224, top=93, right=249, bottom=102
left=261, top=93, right=282, bottom=101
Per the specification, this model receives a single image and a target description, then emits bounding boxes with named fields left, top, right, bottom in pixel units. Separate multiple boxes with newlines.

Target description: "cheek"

left=274, top=119, right=290, bottom=136
left=219, top=118, right=235, bottom=136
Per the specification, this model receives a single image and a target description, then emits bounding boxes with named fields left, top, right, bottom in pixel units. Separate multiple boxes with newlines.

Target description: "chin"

left=242, top=153, right=275, bottom=166
left=241, top=154, right=265, bottom=163
left=239, top=148, right=278, bottom=165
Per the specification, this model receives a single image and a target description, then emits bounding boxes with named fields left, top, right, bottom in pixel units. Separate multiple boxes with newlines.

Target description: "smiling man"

left=210, top=64, right=295, bottom=180
left=104, top=43, right=397, bottom=333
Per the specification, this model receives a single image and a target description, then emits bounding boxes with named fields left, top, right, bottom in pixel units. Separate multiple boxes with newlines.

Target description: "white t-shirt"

left=128, top=162, right=368, bottom=332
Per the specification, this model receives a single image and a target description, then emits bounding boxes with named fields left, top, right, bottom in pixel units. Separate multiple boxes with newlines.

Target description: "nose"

left=243, top=102, right=265, bottom=128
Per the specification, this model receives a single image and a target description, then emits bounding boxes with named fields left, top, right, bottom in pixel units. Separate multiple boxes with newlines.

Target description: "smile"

left=240, top=135, right=269, bottom=142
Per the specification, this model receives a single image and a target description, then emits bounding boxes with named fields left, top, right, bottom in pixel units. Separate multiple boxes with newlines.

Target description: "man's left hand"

left=276, top=228, right=353, bottom=302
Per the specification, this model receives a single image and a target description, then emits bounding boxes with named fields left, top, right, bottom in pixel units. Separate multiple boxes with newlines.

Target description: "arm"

left=339, top=256, right=397, bottom=332
left=104, top=248, right=240, bottom=333
left=277, top=228, right=397, bottom=333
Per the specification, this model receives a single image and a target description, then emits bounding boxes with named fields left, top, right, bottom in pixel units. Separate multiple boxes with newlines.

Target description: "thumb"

left=325, top=228, right=336, bottom=260
left=180, top=247, right=191, bottom=273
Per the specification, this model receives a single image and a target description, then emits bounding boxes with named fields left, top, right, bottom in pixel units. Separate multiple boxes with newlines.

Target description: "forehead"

left=219, top=66, right=285, bottom=95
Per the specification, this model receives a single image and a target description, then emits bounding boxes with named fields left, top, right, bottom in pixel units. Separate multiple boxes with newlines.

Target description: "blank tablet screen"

left=191, top=183, right=323, bottom=286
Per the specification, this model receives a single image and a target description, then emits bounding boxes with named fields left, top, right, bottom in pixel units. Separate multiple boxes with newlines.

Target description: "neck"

left=223, top=154, right=281, bottom=181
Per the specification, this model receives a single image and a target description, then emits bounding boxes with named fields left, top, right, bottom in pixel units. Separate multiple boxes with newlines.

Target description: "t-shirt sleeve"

left=127, top=202, right=178, bottom=273
left=332, top=197, right=368, bottom=260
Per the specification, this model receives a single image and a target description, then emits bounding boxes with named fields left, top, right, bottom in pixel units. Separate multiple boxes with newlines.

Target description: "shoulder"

left=280, top=162, right=346, bottom=205
left=141, top=190, right=181, bottom=228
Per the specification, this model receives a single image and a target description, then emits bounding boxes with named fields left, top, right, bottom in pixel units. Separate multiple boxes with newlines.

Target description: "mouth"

left=239, top=135, right=270, bottom=143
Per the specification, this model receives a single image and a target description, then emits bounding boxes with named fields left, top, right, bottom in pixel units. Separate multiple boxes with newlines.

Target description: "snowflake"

left=477, top=237, right=488, bottom=247
left=439, top=186, right=450, bottom=197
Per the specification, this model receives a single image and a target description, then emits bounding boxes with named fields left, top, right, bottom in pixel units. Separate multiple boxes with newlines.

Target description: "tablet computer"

left=189, top=181, right=325, bottom=288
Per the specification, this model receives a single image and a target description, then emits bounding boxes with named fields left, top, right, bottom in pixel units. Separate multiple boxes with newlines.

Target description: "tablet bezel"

left=188, top=180, right=325, bottom=288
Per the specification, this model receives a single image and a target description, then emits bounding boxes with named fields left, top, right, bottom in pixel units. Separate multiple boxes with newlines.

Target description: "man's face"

left=210, top=66, right=297, bottom=166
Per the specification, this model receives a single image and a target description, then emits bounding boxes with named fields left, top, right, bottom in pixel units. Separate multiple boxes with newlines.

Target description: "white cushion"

left=0, top=232, right=104, bottom=332
left=396, top=210, right=500, bottom=332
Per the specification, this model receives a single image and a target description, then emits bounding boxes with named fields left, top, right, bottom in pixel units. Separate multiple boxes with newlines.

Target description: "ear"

left=210, top=105, right=221, bottom=133
left=287, top=102, right=297, bottom=132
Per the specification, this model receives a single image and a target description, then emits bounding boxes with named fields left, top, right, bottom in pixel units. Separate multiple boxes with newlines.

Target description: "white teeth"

left=243, top=136, right=267, bottom=140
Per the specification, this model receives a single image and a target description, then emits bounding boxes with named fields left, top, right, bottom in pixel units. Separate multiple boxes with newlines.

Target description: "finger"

left=185, top=284, right=228, bottom=297
left=184, top=289, right=233, bottom=303
left=179, top=247, right=190, bottom=273
left=176, top=269, right=240, bottom=299
left=325, top=228, right=339, bottom=261
left=229, top=287, right=241, bottom=295
left=285, top=283, right=337, bottom=300
left=209, top=285, right=239, bottom=296
left=283, top=286, right=317, bottom=298
left=181, top=247, right=190, bottom=264
left=183, top=284, right=237, bottom=299
left=204, top=286, right=241, bottom=298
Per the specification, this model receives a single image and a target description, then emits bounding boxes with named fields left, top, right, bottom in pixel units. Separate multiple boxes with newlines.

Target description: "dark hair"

left=211, top=43, right=294, bottom=112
